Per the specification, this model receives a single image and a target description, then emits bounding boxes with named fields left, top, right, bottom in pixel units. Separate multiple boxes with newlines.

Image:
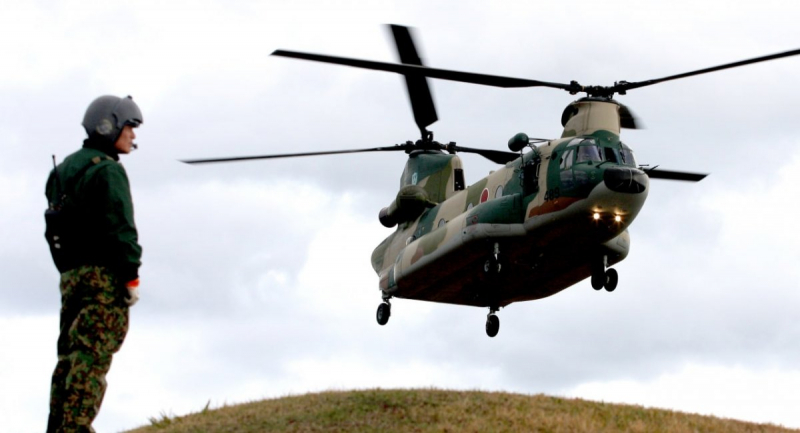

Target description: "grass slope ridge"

left=127, top=388, right=797, bottom=433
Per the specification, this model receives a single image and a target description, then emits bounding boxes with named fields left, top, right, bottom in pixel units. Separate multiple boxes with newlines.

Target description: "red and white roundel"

left=480, top=188, right=489, bottom=203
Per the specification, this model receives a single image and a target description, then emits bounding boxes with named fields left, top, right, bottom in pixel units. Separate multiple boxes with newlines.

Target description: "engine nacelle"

left=379, top=185, right=432, bottom=228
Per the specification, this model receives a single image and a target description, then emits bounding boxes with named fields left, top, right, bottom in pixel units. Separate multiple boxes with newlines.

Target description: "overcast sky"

left=2, top=0, right=800, bottom=431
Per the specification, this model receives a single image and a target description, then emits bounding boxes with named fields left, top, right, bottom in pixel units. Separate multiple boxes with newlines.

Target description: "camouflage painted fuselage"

left=371, top=99, right=649, bottom=308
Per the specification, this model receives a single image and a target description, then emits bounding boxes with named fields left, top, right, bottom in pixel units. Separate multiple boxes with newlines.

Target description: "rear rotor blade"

left=389, top=25, right=438, bottom=134
left=272, top=50, right=577, bottom=91
left=451, top=145, right=519, bottom=164
left=644, top=168, right=707, bottom=182
left=181, top=145, right=411, bottom=164
left=615, top=48, right=800, bottom=93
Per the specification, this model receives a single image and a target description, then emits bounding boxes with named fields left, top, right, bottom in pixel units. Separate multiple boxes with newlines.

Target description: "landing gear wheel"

left=376, top=302, right=391, bottom=325
left=485, top=314, right=500, bottom=337
left=591, top=271, right=605, bottom=290
left=604, top=268, right=618, bottom=292
left=483, top=242, right=502, bottom=275
left=484, top=257, right=501, bottom=274
left=591, top=255, right=608, bottom=291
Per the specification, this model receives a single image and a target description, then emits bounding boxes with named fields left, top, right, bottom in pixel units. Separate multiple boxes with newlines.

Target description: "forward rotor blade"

left=452, top=145, right=519, bottom=164
left=272, top=50, right=576, bottom=91
left=389, top=24, right=438, bottom=134
left=644, top=168, right=707, bottom=182
left=181, top=145, right=410, bottom=164
left=618, top=103, right=643, bottom=129
left=616, top=48, right=800, bottom=93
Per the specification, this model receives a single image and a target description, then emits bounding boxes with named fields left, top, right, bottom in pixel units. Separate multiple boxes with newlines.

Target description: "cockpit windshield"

left=565, top=137, right=636, bottom=166
left=619, top=144, right=637, bottom=167
left=568, top=138, right=603, bottom=164
left=576, top=144, right=603, bottom=163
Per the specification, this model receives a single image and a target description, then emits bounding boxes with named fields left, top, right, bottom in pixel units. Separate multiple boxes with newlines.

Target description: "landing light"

left=614, top=215, right=622, bottom=223
left=593, top=213, right=601, bottom=220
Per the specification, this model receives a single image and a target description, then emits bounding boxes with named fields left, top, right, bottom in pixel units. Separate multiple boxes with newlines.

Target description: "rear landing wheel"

left=484, top=257, right=501, bottom=274
left=485, top=314, right=500, bottom=337
left=483, top=242, right=502, bottom=275
left=376, top=302, right=391, bottom=325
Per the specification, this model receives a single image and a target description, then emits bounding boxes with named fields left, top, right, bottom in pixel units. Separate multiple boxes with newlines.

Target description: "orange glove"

left=125, top=278, right=140, bottom=306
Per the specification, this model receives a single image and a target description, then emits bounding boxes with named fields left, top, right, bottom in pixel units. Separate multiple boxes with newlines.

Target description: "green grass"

left=125, top=388, right=798, bottom=433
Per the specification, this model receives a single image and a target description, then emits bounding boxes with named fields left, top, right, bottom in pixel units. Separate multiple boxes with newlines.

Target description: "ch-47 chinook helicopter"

left=184, top=25, right=800, bottom=337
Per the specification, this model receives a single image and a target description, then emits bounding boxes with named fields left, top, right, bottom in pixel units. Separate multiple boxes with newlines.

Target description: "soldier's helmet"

left=82, top=95, right=143, bottom=142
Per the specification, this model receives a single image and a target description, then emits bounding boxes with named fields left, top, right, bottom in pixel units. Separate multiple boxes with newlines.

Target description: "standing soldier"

left=44, top=95, right=143, bottom=432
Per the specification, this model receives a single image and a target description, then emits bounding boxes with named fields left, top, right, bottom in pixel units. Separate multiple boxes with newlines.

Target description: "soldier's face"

left=114, top=125, right=136, bottom=154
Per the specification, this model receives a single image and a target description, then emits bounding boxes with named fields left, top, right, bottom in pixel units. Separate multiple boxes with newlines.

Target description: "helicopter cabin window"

left=495, top=185, right=503, bottom=198
left=619, top=145, right=637, bottom=167
left=522, top=157, right=540, bottom=195
left=454, top=168, right=465, bottom=191
left=559, top=149, right=574, bottom=170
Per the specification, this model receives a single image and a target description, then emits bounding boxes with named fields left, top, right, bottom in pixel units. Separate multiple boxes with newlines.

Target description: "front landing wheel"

left=376, top=302, right=391, bottom=326
left=591, top=271, right=605, bottom=290
left=485, top=314, right=500, bottom=337
left=604, top=268, right=619, bottom=292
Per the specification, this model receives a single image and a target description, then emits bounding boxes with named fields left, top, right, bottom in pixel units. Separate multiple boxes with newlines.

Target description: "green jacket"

left=45, top=140, right=142, bottom=282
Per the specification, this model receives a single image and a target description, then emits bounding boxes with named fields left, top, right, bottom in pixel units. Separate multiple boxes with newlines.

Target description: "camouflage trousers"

left=47, top=266, right=130, bottom=433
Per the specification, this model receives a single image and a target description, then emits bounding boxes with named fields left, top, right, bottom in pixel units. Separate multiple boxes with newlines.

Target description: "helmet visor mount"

left=113, top=96, right=143, bottom=130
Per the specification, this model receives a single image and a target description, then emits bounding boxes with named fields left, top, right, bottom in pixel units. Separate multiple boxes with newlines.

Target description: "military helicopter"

left=183, top=25, right=800, bottom=337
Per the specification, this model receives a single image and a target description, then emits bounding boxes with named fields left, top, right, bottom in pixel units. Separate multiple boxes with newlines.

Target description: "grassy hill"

left=126, top=388, right=797, bottom=433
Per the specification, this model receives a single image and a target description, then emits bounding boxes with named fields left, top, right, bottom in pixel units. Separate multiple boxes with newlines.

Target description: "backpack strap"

left=63, top=155, right=115, bottom=197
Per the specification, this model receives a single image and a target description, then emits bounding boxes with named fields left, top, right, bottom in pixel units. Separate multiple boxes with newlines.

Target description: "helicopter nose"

left=603, top=167, right=648, bottom=194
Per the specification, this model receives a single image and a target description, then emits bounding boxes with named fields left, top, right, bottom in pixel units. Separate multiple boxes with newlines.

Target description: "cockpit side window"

left=619, top=145, right=637, bottom=167
left=603, top=147, right=618, bottom=163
